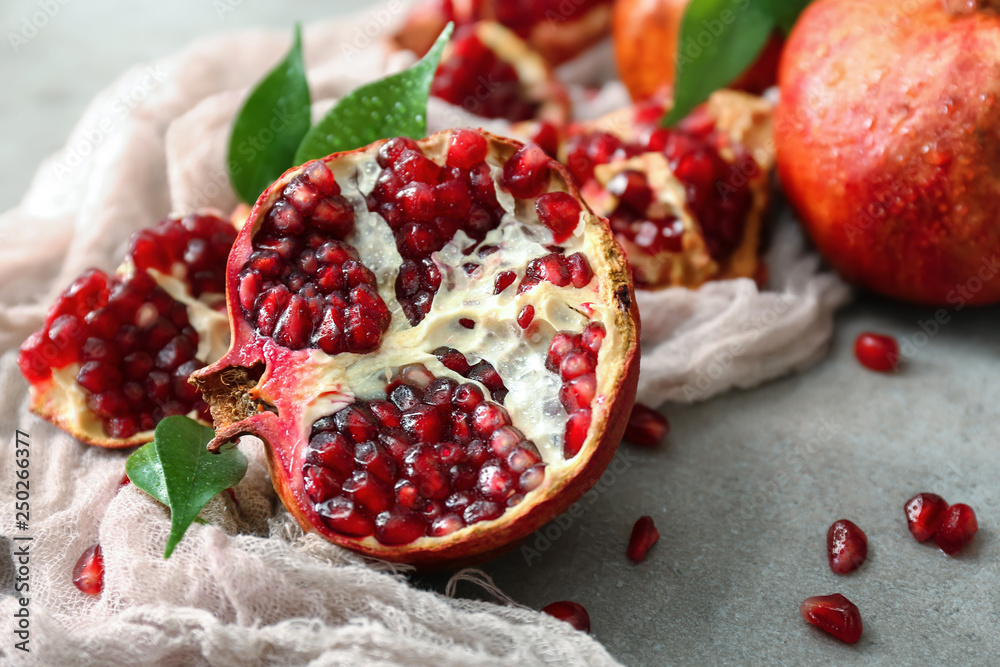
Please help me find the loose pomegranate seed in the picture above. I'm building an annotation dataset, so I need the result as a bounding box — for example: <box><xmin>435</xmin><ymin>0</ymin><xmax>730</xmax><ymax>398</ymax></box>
<box><xmin>503</xmin><ymin>144</ymin><xmax>552</xmax><ymax>199</ymax></box>
<box><xmin>800</xmin><ymin>594</ymin><xmax>863</xmax><ymax>644</ymax></box>
<box><xmin>626</xmin><ymin>516</ymin><xmax>660</xmax><ymax>563</ymax></box>
<box><xmin>542</xmin><ymin>601</ymin><xmax>591</xmax><ymax>633</ymax></box>
<box><xmin>854</xmin><ymin>332</ymin><xmax>900</xmax><ymax>372</ymax></box>
<box><xmin>624</xmin><ymin>404</ymin><xmax>669</xmax><ymax>446</ymax></box>
<box><xmin>535</xmin><ymin>192</ymin><xmax>582</xmax><ymax>243</ymax></box>
<box><xmin>934</xmin><ymin>503</ymin><xmax>978</xmax><ymax>555</ymax></box>
<box><xmin>72</xmin><ymin>544</ymin><xmax>104</xmax><ymax>595</ymax></box>
<box><xmin>827</xmin><ymin>519</ymin><xmax>868</xmax><ymax>574</ymax></box>
<box><xmin>903</xmin><ymin>492</ymin><xmax>949</xmax><ymax>542</ymax></box>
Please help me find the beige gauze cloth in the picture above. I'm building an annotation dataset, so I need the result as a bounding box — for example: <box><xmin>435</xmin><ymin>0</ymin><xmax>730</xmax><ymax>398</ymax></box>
<box><xmin>0</xmin><ymin>4</ymin><xmax>850</xmax><ymax>666</ymax></box>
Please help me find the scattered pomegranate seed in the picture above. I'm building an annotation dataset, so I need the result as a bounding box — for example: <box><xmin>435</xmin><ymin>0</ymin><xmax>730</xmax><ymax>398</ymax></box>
<box><xmin>854</xmin><ymin>332</ymin><xmax>899</xmax><ymax>372</ymax></box>
<box><xmin>542</xmin><ymin>600</ymin><xmax>591</xmax><ymax>633</ymax></box>
<box><xmin>903</xmin><ymin>492</ymin><xmax>948</xmax><ymax>542</ymax></box>
<box><xmin>826</xmin><ymin>519</ymin><xmax>868</xmax><ymax>574</ymax></box>
<box><xmin>623</xmin><ymin>403</ymin><xmax>669</xmax><ymax>446</ymax></box>
<box><xmin>626</xmin><ymin>515</ymin><xmax>660</xmax><ymax>563</ymax></box>
<box><xmin>72</xmin><ymin>544</ymin><xmax>104</xmax><ymax>595</ymax></box>
<box><xmin>800</xmin><ymin>594</ymin><xmax>862</xmax><ymax>644</ymax></box>
<box><xmin>934</xmin><ymin>503</ymin><xmax>978</xmax><ymax>555</ymax></box>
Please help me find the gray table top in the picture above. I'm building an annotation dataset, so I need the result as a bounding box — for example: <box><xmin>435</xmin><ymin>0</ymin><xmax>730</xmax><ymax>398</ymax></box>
<box><xmin>4</xmin><ymin>2</ymin><xmax>997</xmax><ymax>664</ymax></box>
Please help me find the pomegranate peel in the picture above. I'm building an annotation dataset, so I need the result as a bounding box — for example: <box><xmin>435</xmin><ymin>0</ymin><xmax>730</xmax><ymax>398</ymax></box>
<box><xmin>193</xmin><ymin>129</ymin><xmax>640</xmax><ymax>568</ymax></box>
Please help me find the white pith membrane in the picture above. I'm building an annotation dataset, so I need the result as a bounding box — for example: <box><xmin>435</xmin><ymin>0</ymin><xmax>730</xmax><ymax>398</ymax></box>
<box><xmin>213</xmin><ymin>130</ymin><xmax>634</xmax><ymax>553</ymax></box>
<box><xmin>30</xmin><ymin>265</ymin><xmax>229</xmax><ymax>445</ymax></box>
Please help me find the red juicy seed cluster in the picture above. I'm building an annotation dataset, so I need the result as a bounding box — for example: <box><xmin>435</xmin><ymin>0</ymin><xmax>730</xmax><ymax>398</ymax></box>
<box><xmin>240</xmin><ymin>160</ymin><xmax>391</xmax><ymax>355</ymax></box>
<box><xmin>518</xmin><ymin>251</ymin><xmax>594</xmax><ymax>294</ymax></box>
<box><xmin>431</xmin><ymin>26</ymin><xmax>539</xmax><ymax>122</ymax></box>
<box><xmin>18</xmin><ymin>268</ymin><xmax>209</xmax><ymax>439</ymax></box>
<box><xmin>72</xmin><ymin>544</ymin><xmax>104</xmax><ymax>595</ymax></box>
<box><xmin>367</xmin><ymin>132</ymin><xmax>506</xmax><ymax>325</ymax></box>
<box><xmin>547</xmin><ymin>322</ymin><xmax>605</xmax><ymax>457</ymax></box>
<box><xmin>567</xmin><ymin>109</ymin><xmax>756</xmax><ymax>263</ymax></box>
<box><xmin>903</xmin><ymin>493</ymin><xmax>978</xmax><ymax>555</ymax></box>
<box><xmin>129</xmin><ymin>214</ymin><xmax>237</xmax><ymax>297</ymax></box>
<box><xmin>303</xmin><ymin>366</ymin><xmax>545</xmax><ymax>546</ymax></box>
<box><xmin>433</xmin><ymin>347</ymin><xmax>508</xmax><ymax>403</ymax></box>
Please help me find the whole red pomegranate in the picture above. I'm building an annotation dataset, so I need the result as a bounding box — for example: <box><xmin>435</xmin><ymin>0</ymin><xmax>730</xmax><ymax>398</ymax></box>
<box><xmin>193</xmin><ymin>129</ymin><xmax>640</xmax><ymax>568</ymax></box>
<box><xmin>613</xmin><ymin>0</ymin><xmax>783</xmax><ymax>102</ymax></box>
<box><xmin>776</xmin><ymin>0</ymin><xmax>1000</xmax><ymax>306</ymax></box>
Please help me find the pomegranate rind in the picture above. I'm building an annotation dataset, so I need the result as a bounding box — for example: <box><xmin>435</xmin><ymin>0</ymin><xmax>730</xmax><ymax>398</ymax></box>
<box><xmin>193</xmin><ymin>130</ymin><xmax>640</xmax><ymax>569</ymax></box>
<box><xmin>569</xmin><ymin>90</ymin><xmax>774</xmax><ymax>289</ymax></box>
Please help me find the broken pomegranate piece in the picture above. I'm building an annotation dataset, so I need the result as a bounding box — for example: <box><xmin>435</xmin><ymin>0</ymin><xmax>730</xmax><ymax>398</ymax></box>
<box><xmin>565</xmin><ymin>91</ymin><xmax>774</xmax><ymax>289</ymax></box>
<box><xmin>431</xmin><ymin>23</ymin><xmax>570</xmax><ymax>125</ymax></box>
<box><xmin>17</xmin><ymin>214</ymin><xmax>236</xmax><ymax>447</ymax></box>
<box><xmin>193</xmin><ymin>129</ymin><xmax>640</xmax><ymax>568</ymax></box>
<box><xmin>800</xmin><ymin>594</ymin><xmax>863</xmax><ymax>644</ymax></box>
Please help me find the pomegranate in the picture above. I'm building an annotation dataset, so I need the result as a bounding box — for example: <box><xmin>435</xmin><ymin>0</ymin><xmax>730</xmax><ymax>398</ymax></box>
<box><xmin>904</xmin><ymin>492</ymin><xmax>949</xmax><ymax>542</ymax></box>
<box><xmin>72</xmin><ymin>544</ymin><xmax>104</xmax><ymax>595</ymax></box>
<box><xmin>395</xmin><ymin>0</ymin><xmax>614</xmax><ymax>66</ymax></box>
<box><xmin>192</xmin><ymin>129</ymin><xmax>640</xmax><ymax>568</ymax></box>
<box><xmin>431</xmin><ymin>22</ymin><xmax>570</xmax><ymax>126</ymax></box>
<box><xmin>626</xmin><ymin>515</ymin><xmax>660</xmax><ymax>563</ymax></box>
<box><xmin>776</xmin><ymin>0</ymin><xmax>1000</xmax><ymax>306</ymax></box>
<box><xmin>800</xmin><ymin>594</ymin><xmax>863</xmax><ymax>644</ymax></box>
<box><xmin>613</xmin><ymin>0</ymin><xmax>783</xmax><ymax>102</ymax></box>
<box><xmin>17</xmin><ymin>214</ymin><xmax>236</xmax><ymax>447</ymax></box>
<box><xmin>826</xmin><ymin>519</ymin><xmax>868</xmax><ymax>575</ymax></box>
<box><xmin>564</xmin><ymin>91</ymin><xmax>774</xmax><ymax>288</ymax></box>
<box><xmin>542</xmin><ymin>600</ymin><xmax>591</xmax><ymax>633</ymax></box>
<box><xmin>934</xmin><ymin>503</ymin><xmax>978</xmax><ymax>555</ymax></box>
<box><xmin>623</xmin><ymin>403</ymin><xmax>669</xmax><ymax>446</ymax></box>
<box><xmin>854</xmin><ymin>333</ymin><xmax>900</xmax><ymax>373</ymax></box>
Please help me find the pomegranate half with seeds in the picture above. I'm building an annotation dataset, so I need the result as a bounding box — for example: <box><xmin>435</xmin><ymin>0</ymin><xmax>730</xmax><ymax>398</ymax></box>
<box><xmin>564</xmin><ymin>90</ymin><xmax>774</xmax><ymax>289</ymax></box>
<box><xmin>431</xmin><ymin>22</ymin><xmax>570</xmax><ymax>126</ymax></box>
<box><xmin>193</xmin><ymin>129</ymin><xmax>640</xmax><ymax>567</ymax></box>
<box><xmin>17</xmin><ymin>214</ymin><xmax>236</xmax><ymax>447</ymax></box>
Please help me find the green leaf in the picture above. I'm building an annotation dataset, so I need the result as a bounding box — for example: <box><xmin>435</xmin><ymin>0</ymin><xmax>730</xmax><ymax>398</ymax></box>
<box><xmin>126</xmin><ymin>416</ymin><xmax>248</xmax><ymax>558</ymax></box>
<box><xmin>663</xmin><ymin>0</ymin><xmax>775</xmax><ymax>127</ymax></box>
<box><xmin>762</xmin><ymin>0</ymin><xmax>813</xmax><ymax>34</ymax></box>
<box><xmin>228</xmin><ymin>24</ymin><xmax>312</xmax><ymax>204</ymax></box>
<box><xmin>294</xmin><ymin>22</ymin><xmax>454</xmax><ymax>164</ymax></box>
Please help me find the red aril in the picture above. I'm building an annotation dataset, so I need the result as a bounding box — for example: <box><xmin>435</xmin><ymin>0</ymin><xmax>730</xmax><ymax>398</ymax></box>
<box><xmin>934</xmin><ymin>503</ymin><xmax>978</xmax><ymax>555</ymax></box>
<box><xmin>72</xmin><ymin>544</ymin><xmax>104</xmax><ymax>595</ymax></box>
<box><xmin>904</xmin><ymin>492</ymin><xmax>948</xmax><ymax>542</ymax></box>
<box><xmin>854</xmin><ymin>333</ymin><xmax>899</xmax><ymax>372</ymax></box>
<box><xmin>626</xmin><ymin>515</ymin><xmax>660</xmax><ymax>563</ymax></box>
<box><xmin>826</xmin><ymin>519</ymin><xmax>868</xmax><ymax>574</ymax></box>
<box><xmin>192</xmin><ymin>129</ymin><xmax>640</xmax><ymax>569</ymax></box>
<box><xmin>800</xmin><ymin>594</ymin><xmax>863</xmax><ymax>644</ymax></box>
<box><xmin>542</xmin><ymin>600</ymin><xmax>591</xmax><ymax>633</ymax></box>
<box><xmin>624</xmin><ymin>403</ymin><xmax>669</xmax><ymax>446</ymax></box>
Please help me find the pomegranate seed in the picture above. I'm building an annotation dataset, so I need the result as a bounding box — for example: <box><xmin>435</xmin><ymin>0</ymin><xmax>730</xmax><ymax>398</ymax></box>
<box><xmin>303</xmin><ymin>160</ymin><xmax>339</xmax><ymax>196</ymax></box>
<box><xmin>800</xmin><ymin>594</ymin><xmax>863</xmax><ymax>644</ymax></box>
<box><xmin>463</xmin><ymin>499</ymin><xmax>503</xmax><ymax>523</ymax></box>
<box><xmin>560</xmin><ymin>374</ymin><xmax>597</xmax><ymax>412</ymax></box>
<box><xmin>827</xmin><ymin>519</ymin><xmax>868</xmax><ymax>574</ymax></box>
<box><xmin>374</xmin><ymin>508</ymin><xmax>426</xmax><ymax>545</ymax></box>
<box><xmin>854</xmin><ymin>332</ymin><xmax>899</xmax><ymax>372</ymax></box>
<box><xmin>517</xmin><ymin>305</ymin><xmax>534</xmax><ymax>329</ymax></box>
<box><xmin>581</xmin><ymin>323</ymin><xmax>605</xmax><ymax>356</ymax></box>
<box><xmin>72</xmin><ymin>544</ymin><xmax>104</xmax><ymax>595</ymax></box>
<box><xmin>607</xmin><ymin>170</ymin><xmax>653</xmax><ymax>212</ymax></box>
<box><xmin>446</xmin><ymin>129</ymin><xmax>488</xmax><ymax>169</ymax></box>
<box><xmin>547</xmin><ymin>332</ymin><xmax>580</xmax><ymax>372</ymax></box>
<box><xmin>563</xmin><ymin>409</ymin><xmax>591</xmax><ymax>458</ymax></box>
<box><xmin>343</xmin><ymin>470</ymin><xmax>392</xmax><ymax>515</ymax></box>
<box><xmin>494</xmin><ymin>270</ymin><xmax>517</xmax><ymax>295</ymax></box>
<box><xmin>542</xmin><ymin>601</ymin><xmax>590</xmax><ymax>633</ymax></box>
<box><xmin>934</xmin><ymin>503</ymin><xmax>978</xmax><ymax>555</ymax></box>
<box><xmin>626</xmin><ymin>516</ymin><xmax>660</xmax><ymax>563</ymax></box>
<box><xmin>624</xmin><ymin>404</ymin><xmax>669</xmax><ymax>446</ymax></box>
<box><xmin>430</xmin><ymin>514</ymin><xmax>464</xmax><ymax>537</ymax></box>
<box><xmin>535</xmin><ymin>192</ymin><xmax>582</xmax><ymax>243</ymax></box>
<box><xmin>903</xmin><ymin>492</ymin><xmax>949</xmax><ymax>542</ymax></box>
<box><xmin>377</xmin><ymin>137</ymin><xmax>420</xmax><ymax>167</ymax></box>
<box><xmin>503</xmin><ymin>143</ymin><xmax>551</xmax><ymax>199</ymax></box>
<box><xmin>559</xmin><ymin>349</ymin><xmax>596</xmax><ymax>380</ymax></box>
<box><xmin>519</xmin><ymin>464</ymin><xmax>545</xmax><ymax>493</ymax></box>
<box><xmin>318</xmin><ymin>497</ymin><xmax>374</xmax><ymax>537</ymax></box>
<box><xmin>76</xmin><ymin>361</ymin><xmax>123</xmax><ymax>394</ymax></box>
<box><xmin>304</xmin><ymin>465</ymin><xmax>341</xmax><ymax>503</ymax></box>
<box><xmin>459</xmin><ymin>318</ymin><xmax>475</xmax><ymax>329</ymax></box>
<box><xmin>566</xmin><ymin>253</ymin><xmax>594</xmax><ymax>288</ymax></box>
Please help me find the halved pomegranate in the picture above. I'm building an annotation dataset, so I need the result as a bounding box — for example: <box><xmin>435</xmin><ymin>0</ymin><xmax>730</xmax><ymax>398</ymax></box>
<box><xmin>563</xmin><ymin>91</ymin><xmax>774</xmax><ymax>289</ymax></box>
<box><xmin>193</xmin><ymin>129</ymin><xmax>640</xmax><ymax>568</ymax></box>
<box><xmin>17</xmin><ymin>214</ymin><xmax>236</xmax><ymax>447</ymax></box>
<box><xmin>395</xmin><ymin>0</ymin><xmax>614</xmax><ymax>66</ymax></box>
<box><xmin>431</xmin><ymin>22</ymin><xmax>570</xmax><ymax>126</ymax></box>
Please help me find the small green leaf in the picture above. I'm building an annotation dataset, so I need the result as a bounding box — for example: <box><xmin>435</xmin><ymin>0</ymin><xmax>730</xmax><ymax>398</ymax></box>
<box><xmin>294</xmin><ymin>22</ymin><xmax>454</xmax><ymax>164</ymax></box>
<box><xmin>762</xmin><ymin>0</ymin><xmax>813</xmax><ymax>34</ymax></box>
<box><xmin>126</xmin><ymin>416</ymin><xmax>247</xmax><ymax>558</ymax></box>
<box><xmin>663</xmin><ymin>0</ymin><xmax>775</xmax><ymax>127</ymax></box>
<box><xmin>228</xmin><ymin>24</ymin><xmax>312</xmax><ymax>203</ymax></box>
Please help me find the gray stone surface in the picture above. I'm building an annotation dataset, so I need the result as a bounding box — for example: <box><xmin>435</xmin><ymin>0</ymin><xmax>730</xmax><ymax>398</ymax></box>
<box><xmin>3</xmin><ymin>3</ymin><xmax>997</xmax><ymax>664</ymax></box>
